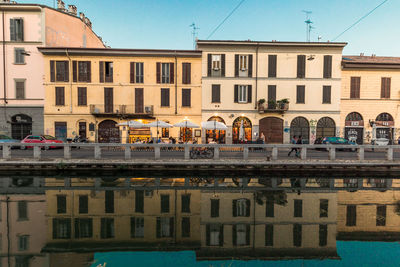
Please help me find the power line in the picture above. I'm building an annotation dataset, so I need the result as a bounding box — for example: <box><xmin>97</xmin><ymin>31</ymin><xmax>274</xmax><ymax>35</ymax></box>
<box><xmin>206</xmin><ymin>0</ymin><xmax>246</xmax><ymax>40</ymax></box>
<box><xmin>332</xmin><ymin>0</ymin><xmax>389</xmax><ymax>41</ymax></box>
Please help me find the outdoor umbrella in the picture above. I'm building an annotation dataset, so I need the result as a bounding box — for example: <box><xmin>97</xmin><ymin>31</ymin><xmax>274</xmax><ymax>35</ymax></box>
<box><xmin>239</xmin><ymin>119</ymin><xmax>244</xmax><ymax>141</ymax></box>
<box><xmin>146</xmin><ymin>120</ymin><xmax>173</xmax><ymax>140</ymax></box>
<box><xmin>174</xmin><ymin>120</ymin><xmax>199</xmax><ymax>142</ymax></box>
<box><xmin>201</xmin><ymin>121</ymin><xmax>228</xmax><ymax>130</ymax></box>
<box><xmin>116</xmin><ymin>120</ymin><xmax>145</xmax><ymax>128</ymax></box>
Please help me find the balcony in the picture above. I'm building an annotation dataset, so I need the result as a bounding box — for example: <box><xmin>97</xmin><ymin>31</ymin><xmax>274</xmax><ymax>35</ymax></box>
<box><xmin>258</xmin><ymin>100</ymin><xmax>289</xmax><ymax>114</ymax></box>
<box><xmin>90</xmin><ymin>104</ymin><xmax>154</xmax><ymax>118</ymax></box>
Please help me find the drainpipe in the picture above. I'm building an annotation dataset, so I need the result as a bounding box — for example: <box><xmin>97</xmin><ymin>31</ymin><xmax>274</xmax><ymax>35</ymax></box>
<box><xmin>254</xmin><ymin>43</ymin><xmax>259</xmax><ymax>110</ymax></box>
<box><xmin>174</xmin><ymin>52</ymin><xmax>177</xmax><ymax>115</ymax></box>
<box><xmin>2</xmin><ymin>11</ymin><xmax>8</xmax><ymax>128</ymax></box>
<box><xmin>65</xmin><ymin>48</ymin><xmax>73</xmax><ymax>114</ymax></box>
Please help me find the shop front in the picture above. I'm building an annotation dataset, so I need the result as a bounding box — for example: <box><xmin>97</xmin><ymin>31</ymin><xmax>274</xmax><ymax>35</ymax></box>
<box><xmin>344</xmin><ymin>112</ymin><xmax>364</xmax><ymax>144</ymax></box>
<box><xmin>205</xmin><ymin>116</ymin><xmax>226</xmax><ymax>143</ymax></box>
<box><xmin>375</xmin><ymin>113</ymin><xmax>394</xmax><ymax>143</ymax></box>
<box><xmin>232</xmin><ymin>117</ymin><xmax>252</xmax><ymax>143</ymax></box>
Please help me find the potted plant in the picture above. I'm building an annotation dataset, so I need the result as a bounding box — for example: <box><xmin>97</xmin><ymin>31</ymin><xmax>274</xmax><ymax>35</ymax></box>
<box><xmin>277</xmin><ymin>98</ymin><xmax>289</xmax><ymax>110</ymax></box>
<box><xmin>267</xmin><ymin>99</ymin><xmax>276</xmax><ymax>110</ymax></box>
<box><xmin>257</xmin><ymin>99</ymin><xmax>266</xmax><ymax>112</ymax></box>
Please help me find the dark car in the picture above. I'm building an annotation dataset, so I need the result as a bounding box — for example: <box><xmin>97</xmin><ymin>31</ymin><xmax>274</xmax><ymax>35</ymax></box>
<box><xmin>0</xmin><ymin>134</ymin><xmax>19</xmax><ymax>149</ymax></box>
<box><xmin>321</xmin><ymin>137</ymin><xmax>356</xmax><ymax>151</ymax></box>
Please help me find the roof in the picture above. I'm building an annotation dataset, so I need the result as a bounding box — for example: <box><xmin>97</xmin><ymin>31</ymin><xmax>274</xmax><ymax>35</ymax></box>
<box><xmin>38</xmin><ymin>47</ymin><xmax>202</xmax><ymax>57</ymax></box>
<box><xmin>197</xmin><ymin>39</ymin><xmax>347</xmax><ymax>48</ymax></box>
<box><xmin>342</xmin><ymin>55</ymin><xmax>400</xmax><ymax>69</ymax></box>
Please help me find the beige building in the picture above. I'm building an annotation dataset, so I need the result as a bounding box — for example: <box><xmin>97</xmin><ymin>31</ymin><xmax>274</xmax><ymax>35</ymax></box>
<box><xmin>197</xmin><ymin>40</ymin><xmax>346</xmax><ymax>144</ymax></box>
<box><xmin>341</xmin><ymin>55</ymin><xmax>400</xmax><ymax>144</ymax></box>
<box><xmin>38</xmin><ymin>48</ymin><xmax>202</xmax><ymax>143</ymax></box>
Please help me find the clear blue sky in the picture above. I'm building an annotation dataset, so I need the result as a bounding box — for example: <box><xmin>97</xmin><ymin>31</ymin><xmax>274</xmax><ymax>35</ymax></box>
<box><xmin>17</xmin><ymin>0</ymin><xmax>400</xmax><ymax>56</ymax></box>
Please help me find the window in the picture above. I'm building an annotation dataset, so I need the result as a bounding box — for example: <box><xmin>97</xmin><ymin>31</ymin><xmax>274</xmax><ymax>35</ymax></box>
<box><xmin>376</xmin><ymin>205</ymin><xmax>386</xmax><ymax>226</ymax></box>
<box><xmin>181</xmin><ymin>217</ymin><xmax>190</xmax><ymax>237</ymax></box>
<box><xmin>293</xmin><ymin>224</ymin><xmax>302</xmax><ymax>247</ymax></box>
<box><xmin>105</xmin><ymin>191</ymin><xmax>114</xmax><ymax>213</ymax></box>
<box><xmin>15</xmin><ymin>256</ymin><xmax>29</xmax><ymax>267</ymax></box>
<box><xmin>55</xmin><ymin>87</ymin><xmax>65</xmax><ymax>106</ymax></box>
<box><xmin>211</xmin><ymin>84</ymin><xmax>220</xmax><ymax>103</ymax></box>
<box><xmin>323</xmin><ymin>85</ymin><xmax>331</xmax><ymax>104</ymax></box>
<box><xmin>10</xmin><ymin>18</ymin><xmax>23</xmax><ymax>41</ymax></box>
<box><xmin>297</xmin><ymin>55</ymin><xmax>306</xmax><ymax>78</ymax></box>
<box><xmin>72</xmin><ymin>61</ymin><xmax>91</xmax><ymax>82</ymax></box>
<box><xmin>239</xmin><ymin>55</ymin><xmax>248</xmax><ymax>70</ymax></box>
<box><xmin>346</xmin><ymin>205</ymin><xmax>357</xmax><ymax>226</ymax></box>
<box><xmin>161</xmin><ymin>88</ymin><xmax>170</xmax><ymax>107</ymax></box>
<box><xmin>206</xmin><ymin>224</ymin><xmax>223</xmax><ymax>246</ymax></box>
<box><xmin>135</xmin><ymin>190</ymin><xmax>144</xmax><ymax>213</ymax></box>
<box><xmin>235</xmin><ymin>55</ymin><xmax>252</xmax><ymax>77</ymax></box>
<box><xmin>211</xmin><ymin>199</ymin><xmax>219</xmax><ymax>218</ymax></box>
<box><xmin>156</xmin><ymin>217</ymin><xmax>174</xmax><ymax>238</ymax></box>
<box><xmin>320</xmin><ymin>199</ymin><xmax>328</xmax><ymax>218</ymax></box>
<box><xmin>182</xmin><ymin>89</ymin><xmax>191</xmax><ymax>107</ymax></box>
<box><xmin>136</xmin><ymin>62</ymin><xmax>144</xmax><ymax>83</ymax></box>
<box><xmin>14</xmin><ymin>48</ymin><xmax>25</xmax><ymax>64</ymax></box>
<box><xmin>265</xmin><ymin>224</ymin><xmax>273</xmax><ymax>246</ymax></box>
<box><xmin>381</xmin><ymin>77</ymin><xmax>391</xmax><ymax>99</ymax></box>
<box><xmin>294</xmin><ymin>199</ymin><xmax>302</xmax><ymax>217</ymax></box>
<box><xmin>233</xmin><ymin>224</ymin><xmax>250</xmax><ymax>246</ymax></box>
<box><xmin>74</xmin><ymin>218</ymin><xmax>93</xmax><ymax>238</ymax></box>
<box><xmin>319</xmin><ymin>224</ymin><xmax>328</xmax><ymax>247</ymax></box>
<box><xmin>296</xmin><ymin>85</ymin><xmax>305</xmax><ymax>104</ymax></box>
<box><xmin>50</xmin><ymin>61</ymin><xmax>69</xmax><ymax>82</ymax></box>
<box><xmin>18</xmin><ymin>201</ymin><xmax>27</xmax><ymax>220</ymax></box>
<box><xmin>101</xmin><ymin>218</ymin><xmax>115</xmax><ymax>238</ymax></box>
<box><xmin>268</xmin><ymin>85</ymin><xmax>276</xmax><ymax>108</ymax></box>
<box><xmin>161</xmin><ymin>195</ymin><xmax>170</xmax><ymax>213</ymax></box>
<box><xmin>350</xmin><ymin>77</ymin><xmax>361</xmax><ymax>99</ymax></box>
<box><xmin>77</xmin><ymin>87</ymin><xmax>87</xmax><ymax>106</ymax></box>
<box><xmin>182</xmin><ymin>63</ymin><xmax>191</xmax><ymax>84</ymax></box>
<box><xmin>131</xmin><ymin>217</ymin><xmax>144</xmax><ymax>238</ymax></box>
<box><xmin>268</xmin><ymin>55</ymin><xmax>277</xmax><ymax>77</ymax></box>
<box><xmin>53</xmin><ymin>218</ymin><xmax>71</xmax><ymax>239</ymax></box>
<box><xmin>15</xmin><ymin>80</ymin><xmax>25</xmax><ymax>99</ymax></box>
<box><xmin>207</xmin><ymin>54</ymin><xmax>225</xmax><ymax>77</ymax></box>
<box><xmin>233</xmin><ymin>199</ymin><xmax>250</xmax><ymax>217</ymax></box>
<box><xmin>79</xmin><ymin>195</ymin><xmax>88</xmax><ymax>214</ymax></box>
<box><xmin>266</xmin><ymin>196</ymin><xmax>274</xmax><ymax>217</ymax></box>
<box><xmin>235</xmin><ymin>85</ymin><xmax>250</xmax><ymax>103</ymax></box>
<box><xmin>181</xmin><ymin>194</ymin><xmax>190</xmax><ymax>213</ymax></box>
<box><xmin>99</xmin><ymin>61</ymin><xmax>113</xmax><ymax>83</ymax></box>
<box><xmin>212</xmin><ymin>55</ymin><xmax>221</xmax><ymax>70</ymax></box>
<box><xmin>57</xmin><ymin>195</ymin><xmax>66</xmax><ymax>214</ymax></box>
<box><xmin>162</xmin><ymin>128</ymin><xmax>169</xmax><ymax>138</ymax></box>
<box><xmin>156</xmin><ymin>62</ymin><xmax>174</xmax><ymax>84</ymax></box>
<box><xmin>323</xmin><ymin>55</ymin><xmax>332</xmax><ymax>78</ymax></box>
<box><xmin>18</xmin><ymin>235</ymin><xmax>29</xmax><ymax>251</ymax></box>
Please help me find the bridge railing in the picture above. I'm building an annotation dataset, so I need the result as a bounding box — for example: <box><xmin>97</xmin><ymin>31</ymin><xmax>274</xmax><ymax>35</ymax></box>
<box><xmin>0</xmin><ymin>143</ymin><xmax>398</xmax><ymax>161</ymax></box>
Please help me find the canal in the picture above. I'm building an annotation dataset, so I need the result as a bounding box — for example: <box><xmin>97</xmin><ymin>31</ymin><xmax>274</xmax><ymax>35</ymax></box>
<box><xmin>0</xmin><ymin>177</ymin><xmax>399</xmax><ymax>266</ymax></box>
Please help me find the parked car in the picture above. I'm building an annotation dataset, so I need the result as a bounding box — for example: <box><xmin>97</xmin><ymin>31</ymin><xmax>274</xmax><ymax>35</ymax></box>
<box><xmin>20</xmin><ymin>135</ymin><xmax>63</xmax><ymax>149</ymax></box>
<box><xmin>321</xmin><ymin>137</ymin><xmax>357</xmax><ymax>151</ymax></box>
<box><xmin>0</xmin><ymin>135</ymin><xmax>19</xmax><ymax>149</ymax></box>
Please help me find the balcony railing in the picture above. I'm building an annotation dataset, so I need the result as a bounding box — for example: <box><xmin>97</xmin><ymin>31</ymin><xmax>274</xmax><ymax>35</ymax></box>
<box><xmin>90</xmin><ymin>105</ymin><xmax>154</xmax><ymax>117</ymax></box>
<box><xmin>258</xmin><ymin>103</ymin><xmax>289</xmax><ymax>113</ymax></box>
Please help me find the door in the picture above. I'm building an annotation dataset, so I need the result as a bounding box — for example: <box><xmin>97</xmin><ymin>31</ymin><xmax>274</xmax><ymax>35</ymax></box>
<box><xmin>135</xmin><ymin>88</ymin><xmax>144</xmax><ymax>113</ymax></box>
<box><xmin>11</xmin><ymin>114</ymin><xmax>32</xmax><ymax>140</ymax></box>
<box><xmin>259</xmin><ymin>117</ymin><xmax>283</xmax><ymax>143</ymax></box>
<box><xmin>79</xmin><ymin>122</ymin><xmax>87</xmax><ymax>139</ymax></box>
<box><xmin>104</xmin><ymin>88</ymin><xmax>113</xmax><ymax>113</ymax></box>
<box><xmin>344</xmin><ymin>127</ymin><xmax>363</xmax><ymax>144</ymax></box>
<box><xmin>98</xmin><ymin>120</ymin><xmax>120</xmax><ymax>143</ymax></box>
<box><xmin>55</xmin><ymin>122</ymin><xmax>67</xmax><ymax>141</ymax></box>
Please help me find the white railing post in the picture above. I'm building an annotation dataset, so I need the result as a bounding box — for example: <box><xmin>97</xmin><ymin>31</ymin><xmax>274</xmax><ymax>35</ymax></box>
<box><xmin>184</xmin><ymin>145</ymin><xmax>190</xmax><ymax>160</ymax></box>
<box><xmin>272</xmin><ymin>147</ymin><xmax>278</xmax><ymax>160</ymax></box>
<box><xmin>33</xmin><ymin>146</ymin><xmax>41</xmax><ymax>159</ymax></box>
<box><xmin>300</xmin><ymin>147</ymin><xmax>307</xmax><ymax>160</ymax></box>
<box><xmin>125</xmin><ymin>145</ymin><xmax>131</xmax><ymax>160</ymax></box>
<box><xmin>243</xmin><ymin>146</ymin><xmax>249</xmax><ymax>160</ymax></box>
<box><xmin>358</xmin><ymin>147</ymin><xmax>364</xmax><ymax>160</ymax></box>
<box><xmin>94</xmin><ymin>145</ymin><xmax>101</xmax><ymax>159</ymax></box>
<box><xmin>64</xmin><ymin>145</ymin><xmax>71</xmax><ymax>159</ymax></box>
<box><xmin>214</xmin><ymin>146</ymin><xmax>219</xmax><ymax>160</ymax></box>
<box><xmin>2</xmin><ymin>145</ymin><xmax>11</xmax><ymax>159</ymax></box>
<box><xmin>154</xmin><ymin>145</ymin><xmax>160</xmax><ymax>159</ymax></box>
<box><xmin>329</xmin><ymin>147</ymin><xmax>336</xmax><ymax>160</ymax></box>
<box><xmin>387</xmin><ymin>147</ymin><xmax>393</xmax><ymax>161</ymax></box>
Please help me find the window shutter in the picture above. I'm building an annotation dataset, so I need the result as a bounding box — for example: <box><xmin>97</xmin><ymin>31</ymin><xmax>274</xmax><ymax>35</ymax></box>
<box><xmin>381</xmin><ymin>78</ymin><xmax>385</xmax><ymax>98</ymax></box>
<box><xmin>387</xmin><ymin>78</ymin><xmax>391</xmax><ymax>98</ymax></box>
<box><xmin>246</xmin><ymin>224</ymin><xmax>250</xmax><ymax>245</ymax></box>
<box><xmin>10</xmin><ymin>19</ymin><xmax>16</xmax><ymax>41</ymax></box>
<box><xmin>87</xmin><ymin>61</ymin><xmax>91</xmax><ymax>82</ymax></box>
<box><xmin>187</xmin><ymin>63</ymin><xmax>191</xmax><ymax>84</ymax></box>
<box><xmin>207</xmin><ymin>54</ymin><xmax>212</xmax><ymax>77</ymax></box>
<box><xmin>135</xmin><ymin>190</ymin><xmax>144</xmax><ymax>213</ymax></box>
<box><xmin>156</xmin><ymin>62</ymin><xmax>161</xmax><ymax>83</ymax></box>
<box><xmin>232</xmin><ymin>225</ymin><xmax>237</xmax><ymax>246</ymax></box>
<box><xmin>247</xmin><ymin>85</ymin><xmax>252</xmax><ymax>103</ymax></box>
<box><xmin>64</xmin><ymin>61</ymin><xmax>69</xmax><ymax>82</ymax></box>
<box><xmin>211</xmin><ymin>199</ymin><xmax>219</xmax><ymax>217</ymax></box>
<box><xmin>182</xmin><ymin>89</ymin><xmax>191</xmax><ymax>107</ymax></box>
<box><xmin>350</xmin><ymin>77</ymin><xmax>360</xmax><ymax>99</ymax></box>
<box><xmin>109</xmin><ymin>63</ymin><xmax>113</xmax><ymax>83</ymax></box>
<box><xmin>232</xmin><ymin>200</ymin><xmax>237</xmax><ymax>217</ymax></box>
<box><xmin>19</xmin><ymin>19</ymin><xmax>24</xmax><ymax>41</ymax></box>
<box><xmin>323</xmin><ymin>55</ymin><xmax>332</xmax><ymax>78</ymax></box>
<box><xmin>130</xmin><ymin>62</ymin><xmax>135</xmax><ymax>83</ymax></box>
<box><xmin>248</xmin><ymin>55</ymin><xmax>253</xmax><ymax>77</ymax></box>
<box><xmin>323</xmin><ymin>85</ymin><xmax>331</xmax><ymax>104</ymax></box>
<box><xmin>206</xmin><ymin>224</ymin><xmax>210</xmax><ymax>245</ymax></box>
<box><xmin>268</xmin><ymin>85</ymin><xmax>276</xmax><ymax>102</ymax></box>
<box><xmin>297</xmin><ymin>55</ymin><xmax>306</xmax><ymax>78</ymax></box>
<box><xmin>245</xmin><ymin>199</ymin><xmax>251</xmax><ymax>217</ymax></box>
<box><xmin>234</xmin><ymin>85</ymin><xmax>238</xmax><ymax>103</ymax></box>
<box><xmin>219</xmin><ymin>224</ymin><xmax>224</xmax><ymax>246</ymax></box>
<box><xmin>268</xmin><ymin>55</ymin><xmax>277</xmax><ymax>77</ymax></box>
<box><xmin>382</xmin><ymin>77</ymin><xmax>391</xmax><ymax>98</ymax></box>
<box><xmin>221</xmin><ymin>54</ymin><xmax>225</xmax><ymax>77</ymax></box>
<box><xmin>99</xmin><ymin>61</ymin><xmax>104</xmax><ymax>83</ymax></box>
<box><xmin>234</xmin><ymin>55</ymin><xmax>239</xmax><ymax>77</ymax></box>
<box><xmin>182</xmin><ymin>63</ymin><xmax>191</xmax><ymax>84</ymax></box>
<box><xmin>169</xmin><ymin>217</ymin><xmax>174</xmax><ymax>237</ymax></box>
<box><xmin>72</xmin><ymin>61</ymin><xmax>77</xmax><ymax>82</ymax></box>
<box><xmin>130</xmin><ymin>217</ymin><xmax>136</xmax><ymax>238</ymax></box>
<box><xmin>52</xmin><ymin>219</ymin><xmax>58</xmax><ymax>239</ymax></box>
<box><xmin>297</xmin><ymin>85</ymin><xmax>305</xmax><ymax>103</ymax></box>
<box><xmin>170</xmin><ymin>63</ymin><xmax>174</xmax><ymax>84</ymax></box>
<box><xmin>156</xmin><ymin>217</ymin><xmax>161</xmax><ymax>238</ymax></box>
<box><xmin>50</xmin><ymin>61</ymin><xmax>55</xmax><ymax>82</ymax></box>
<box><xmin>211</xmin><ymin>84</ymin><xmax>220</xmax><ymax>103</ymax></box>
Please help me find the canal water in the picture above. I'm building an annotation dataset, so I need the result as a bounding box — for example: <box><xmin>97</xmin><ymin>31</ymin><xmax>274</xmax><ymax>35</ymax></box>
<box><xmin>0</xmin><ymin>177</ymin><xmax>399</xmax><ymax>267</ymax></box>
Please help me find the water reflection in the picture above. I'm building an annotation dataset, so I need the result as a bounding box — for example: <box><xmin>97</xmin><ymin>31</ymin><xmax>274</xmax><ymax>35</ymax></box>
<box><xmin>0</xmin><ymin>178</ymin><xmax>399</xmax><ymax>266</ymax></box>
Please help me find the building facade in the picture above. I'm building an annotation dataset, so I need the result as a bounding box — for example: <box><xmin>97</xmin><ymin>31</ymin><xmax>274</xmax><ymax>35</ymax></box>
<box><xmin>39</xmin><ymin>48</ymin><xmax>202</xmax><ymax>143</ymax></box>
<box><xmin>197</xmin><ymin>40</ymin><xmax>346</xmax><ymax>144</ymax></box>
<box><xmin>341</xmin><ymin>55</ymin><xmax>400</xmax><ymax>144</ymax></box>
<box><xmin>0</xmin><ymin>1</ymin><xmax>104</xmax><ymax>140</ymax></box>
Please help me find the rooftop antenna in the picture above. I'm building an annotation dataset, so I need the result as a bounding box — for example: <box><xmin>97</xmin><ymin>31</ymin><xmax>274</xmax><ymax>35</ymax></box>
<box><xmin>302</xmin><ymin>10</ymin><xmax>313</xmax><ymax>42</ymax></box>
<box><xmin>189</xmin><ymin>23</ymin><xmax>200</xmax><ymax>49</ymax></box>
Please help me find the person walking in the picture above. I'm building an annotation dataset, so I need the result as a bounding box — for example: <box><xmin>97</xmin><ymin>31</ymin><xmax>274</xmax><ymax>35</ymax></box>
<box><xmin>288</xmin><ymin>135</ymin><xmax>298</xmax><ymax>156</ymax></box>
<box><xmin>295</xmin><ymin>135</ymin><xmax>303</xmax><ymax>157</ymax></box>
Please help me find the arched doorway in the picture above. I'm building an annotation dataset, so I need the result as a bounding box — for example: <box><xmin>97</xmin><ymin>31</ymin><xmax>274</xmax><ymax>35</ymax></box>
<box><xmin>375</xmin><ymin>113</ymin><xmax>394</xmax><ymax>142</ymax></box>
<box><xmin>206</xmin><ymin>116</ymin><xmax>226</xmax><ymax>143</ymax></box>
<box><xmin>345</xmin><ymin>112</ymin><xmax>364</xmax><ymax>144</ymax></box>
<box><xmin>316</xmin><ymin>117</ymin><xmax>336</xmax><ymax>139</ymax></box>
<box><xmin>98</xmin><ymin>120</ymin><xmax>120</xmax><ymax>143</ymax></box>
<box><xmin>259</xmin><ymin>117</ymin><xmax>283</xmax><ymax>143</ymax></box>
<box><xmin>11</xmin><ymin>114</ymin><xmax>32</xmax><ymax>140</ymax></box>
<box><xmin>290</xmin><ymin>117</ymin><xmax>309</xmax><ymax>144</ymax></box>
<box><xmin>232</xmin><ymin>117</ymin><xmax>252</xmax><ymax>143</ymax></box>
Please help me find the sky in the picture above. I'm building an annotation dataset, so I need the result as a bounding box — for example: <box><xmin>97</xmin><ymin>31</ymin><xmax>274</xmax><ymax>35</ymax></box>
<box><xmin>15</xmin><ymin>0</ymin><xmax>400</xmax><ymax>56</ymax></box>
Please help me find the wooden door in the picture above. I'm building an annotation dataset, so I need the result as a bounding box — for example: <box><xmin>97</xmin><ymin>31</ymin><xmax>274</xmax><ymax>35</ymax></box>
<box><xmin>259</xmin><ymin>117</ymin><xmax>283</xmax><ymax>143</ymax></box>
<box><xmin>135</xmin><ymin>88</ymin><xmax>144</xmax><ymax>113</ymax></box>
<box><xmin>98</xmin><ymin>120</ymin><xmax>120</xmax><ymax>143</ymax></box>
<box><xmin>104</xmin><ymin>88</ymin><xmax>113</xmax><ymax>113</ymax></box>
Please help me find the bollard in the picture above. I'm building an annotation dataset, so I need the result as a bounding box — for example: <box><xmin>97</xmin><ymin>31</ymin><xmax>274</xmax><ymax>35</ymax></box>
<box><xmin>214</xmin><ymin>147</ymin><xmax>220</xmax><ymax>160</ymax></box>
<box><xmin>300</xmin><ymin>147</ymin><xmax>307</xmax><ymax>160</ymax></box>
<box><xmin>271</xmin><ymin>147</ymin><xmax>278</xmax><ymax>160</ymax></box>
<box><xmin>64</xmin><ymin>145</ymin><xmax>71</xmax><ymax>159</ymax></box>
<box><xmin>154</xmin><ymin>146</ymin><xmax>160</xmax><ymax>159</ymax></box>
<box><xmin>33</xmin><ymin>146</ymin><xmax>41</xmax><ymax>159</ymax></box>
<box><xmin>184</xmin><ymin>145</ymin><xmax>190</xmax><ymax>160</ymax></box>
<box><xmin>2</xmin><ymin>145</ymin><xmax>11</xmax><ymax>159</ymax></box>
<box><xmin>329</xmin><ymin>147</ymin><xmax>336</xmax><ymax>160</ymax></box>
<box><xmin>387</xmin><ymin>147</ymin><xmax>393</xmax><ymax>161</ymax></box>
<box><xmin>94</xmin><ymin>145</ymin><xmax>101</xmax><ymax>159</ymax></box>
<box><xmin>125</xmin><ymin>145</ymin><xmax>131</xmax><ymax>160</ymax></box>
<box><xmin>243</xmin><ymin>147</ymin><xmax>249</xmax><ymax>160</ymax></box>
<box><xmin>358</xmin><ymin>147</ymin><xmax>364</xmax><ymax>160</ymax></box>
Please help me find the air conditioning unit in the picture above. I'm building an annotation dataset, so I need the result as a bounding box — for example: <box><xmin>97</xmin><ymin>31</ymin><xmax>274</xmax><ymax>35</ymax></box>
<box><xmin>240</xmin><ymin>68</ymin><xmax>247</xmax><ymax>71</ymax></box>
<box><xmin>145</xmin><ymin>106</ymin><xmax>153</xmax><ymax>114</ymax></box>
<box><xmin>213</xmin><ymin>67</ymin><xmax>220</xmax><ymax>71</ymax></box>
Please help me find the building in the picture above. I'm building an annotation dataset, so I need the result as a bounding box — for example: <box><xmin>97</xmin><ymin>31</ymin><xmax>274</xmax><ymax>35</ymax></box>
<box><xmin>0</xmin><ymin>0</ymin><xmax>104</xmax><ymax>140</ymax></box>
<box><xmin>197</xmin><ymin>40</ymin><xmax>346</xmax><ymax>144</ymax></box>
<box><xmin>341</xmin><ymin>55</ymin><xmax>400</xmax><ymax>144</ymax></box>
<box><xmin>38</xmin><ymin>48</ymin><xmax>202</xmax><ymax>143</ymax></box>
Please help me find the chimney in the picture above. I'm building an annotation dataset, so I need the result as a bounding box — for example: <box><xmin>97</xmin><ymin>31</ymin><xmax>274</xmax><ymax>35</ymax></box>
<box><xmin>360</xmin><ymin>53</ymin><xmax>364</xmax><ymax>56</ymax></box>
<box><xmin>84</xmin><ymin>17</ymin><xmax>92</xmax><ymax>28</ymax></box>
<box><xmin>79</xmin><ymin>12</ymin><xmax>85</xmax><ymax>21</ymax></box>
<box><xmin>57</xmin><ymin>0</ymin><xmax>65</xmax><ymax>11</ymax></box>
<box><xmin>68</xmin><ymin>5</ymin><xmax>77</xmax><ymax>16</ymax></box>
<box><xmin>0</xmin><ymin>0</ymin><xmax>11</xmax><ymax>3</ymax></box>
<box><xmin>371</xmin><ymin>54</ymin><xmax>376</xmax><ymax>57</ymax></box>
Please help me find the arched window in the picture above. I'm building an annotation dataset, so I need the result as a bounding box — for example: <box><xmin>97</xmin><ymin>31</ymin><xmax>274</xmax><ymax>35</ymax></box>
<box><xmin>316</xmin><ymin>117</ymin><xmax>336</xmax><ymax>139</ymax></box>
<box><xmin>232</xmin><ymin>117</ymin><xmax>252</xmax><ymax>143</ymax></box>
<box><xmin>290</xmin><ymin>117</ymin><xmax>309</xmax><ymax>143</ymax></box>
<box><xmin>376</xmin><ymin>113</ymin><xmax>393</xmax><ymax>122</ymax></box>
<box><xmin>345</xmin><ymin>112</ymin><xmax>363</xmax><ymax>122</ymax></box>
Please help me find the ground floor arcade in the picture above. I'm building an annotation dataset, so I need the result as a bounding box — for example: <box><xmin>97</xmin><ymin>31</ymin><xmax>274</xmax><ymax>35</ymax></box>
<box><xmin>0</xmin><ymin>106</ymin><xmax>43</xmax><ymax>140</ymax></box>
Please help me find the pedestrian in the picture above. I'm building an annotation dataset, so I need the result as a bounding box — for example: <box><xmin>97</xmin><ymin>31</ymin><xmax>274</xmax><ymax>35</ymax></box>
<box><xmin>295</xmin><ymin>135</ymin><xmax>303</xmax><ymax>157</ymax></box>
<box><xmin>397</xmin><ymin>136</ymin><xmax>400</xmax><ymax>145</ymax></box>
<box><xmin>288</xmin><ymin>135</ymin><xmax>298</xmax><ymax>156</ymax></box>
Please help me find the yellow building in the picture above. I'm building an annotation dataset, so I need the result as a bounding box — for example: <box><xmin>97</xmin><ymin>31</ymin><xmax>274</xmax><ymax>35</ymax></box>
<box><xmin>38</xmin><ymin>48</ymin><xmax>202</xmax><ymax>143</ymax></box>
<box><xmin>341</xmin><ymin>55</ymin><xmax>400</xmax><ymax>144</ymax></box>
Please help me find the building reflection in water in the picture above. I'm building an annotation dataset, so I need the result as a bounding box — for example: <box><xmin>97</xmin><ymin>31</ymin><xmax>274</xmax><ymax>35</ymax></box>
<box><xmin>0</xmin><ymin>177</ymin><xmax>399</xmax><ymax>266</ymax></box>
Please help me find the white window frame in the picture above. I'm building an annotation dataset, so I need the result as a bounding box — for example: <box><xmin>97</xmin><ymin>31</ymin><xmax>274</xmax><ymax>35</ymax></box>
<box><xmin>18</xmin><ymin>235</ymin><xmax>29</xmax><ymax>251</ymax></box>
<box><xmin>160</xmin><ymin>217</ymin><xmax>171</xmax><ymax>237</ymax></box>
<box><xmin>161</xmin><ymin>63</ymin><xmax>170</xmax><ymax>83</ymax></box>
<box><xmin>238</xmin><ymin>85</ymin><xmax>248</xmax><ymax>103</ymax></box>
<box><xmin>236</xmin><ymin>224</ymin><xmax>247</xmax><ymax>246</ymax></box>
<box><xmin>15</xmin><ymin>79</ymin><xmax>25</xmax><ymax>100</ymax></box>
<box><xmin>239</xmin><ymin>55</ymin><xmax>247</xmax><ymax>71</ymax></box>
<box><xmin>236</xmin><ymin>199</ymin><xmax>247</xmax><ymax>216</ymax></box>
<box><xmin>210</xmin><ymin>224</ymin><xmax>220</xmax><ymax>246</ymax></box>
<box><xmin>134</xmin><ymin>217</ymin><xmax>144</xmax><ymax>238</ymax></box>
<box><xmin>212</xmin><ymin>55</ymin><xmax>221</xmax><ymax>70</ymax></box>
<box><xmin>135</xmin><ymin>62</ymin><xmax>144</xmax><ymax>83</ymax></box>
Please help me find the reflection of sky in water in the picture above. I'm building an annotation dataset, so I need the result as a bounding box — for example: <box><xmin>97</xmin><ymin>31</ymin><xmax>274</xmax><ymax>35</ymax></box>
<box><xmin>91</xmin><ymin>241</ymin><xmax>400</xmax><ymax>267</ymax></box>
